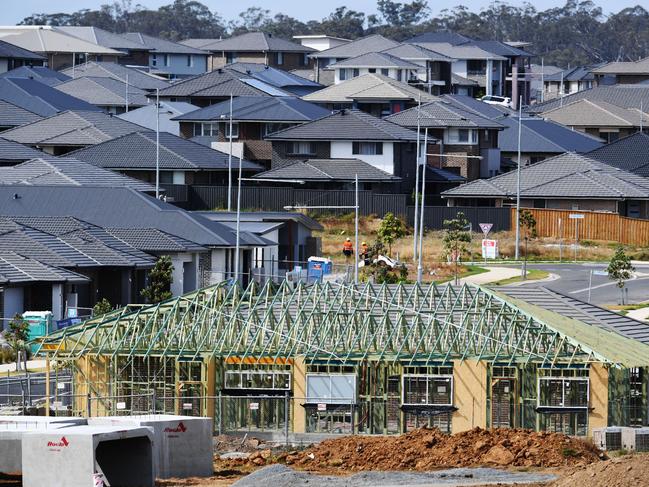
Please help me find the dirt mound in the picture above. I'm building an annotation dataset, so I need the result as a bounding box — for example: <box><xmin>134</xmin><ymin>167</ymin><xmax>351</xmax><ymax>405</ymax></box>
<box><xmin>552</xmin><ymin>453</ymin><xmax>649</xmax><ymax>487</ymax></box>
<box><xmin>280</xmin><ymin>427</ymin><xmax>603</xmax><ymax>473</ymax></box>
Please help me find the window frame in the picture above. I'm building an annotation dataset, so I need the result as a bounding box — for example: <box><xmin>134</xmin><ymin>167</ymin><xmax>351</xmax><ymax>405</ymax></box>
<box><xmin>402</xmin><ymin>374</ymin><xmax>454</xmax><ymax>407</ymax></box>
<box><xmin>193</xmin><ymin>122</ymin><xmax>218</xmax><ymax>137</ymax></box>
<box><xmin>306</xmin><ymin>373</ymin><xmax>357</xmax><ymax>405</ymax></box>
<box><xmin>287</xmin><ymin>141</ymin><xmax>316</xmax><ymax>156</ymax></box>
<box><xmin>537</xmin><ymin>377</ymin><xmax>590</xmax><ymax>410</ymax></box>
<box><xmin>352</xmin><ymin>141</ymin><xmax>383</xmax><ymax>155</ymax></box>
<box><xmin>445</xmin><ymin>128</ymin><xmax>478</xmax><ymax>145</ymax></box>
<box><xmin>225</xmin><ymin>122</ymin><xmax>239</xmax><ymax>139</ymax></box>
<box><xmin>224</xmin><ymin>370</ymin><xmax>292</xmax><ymax>390</ymax></box>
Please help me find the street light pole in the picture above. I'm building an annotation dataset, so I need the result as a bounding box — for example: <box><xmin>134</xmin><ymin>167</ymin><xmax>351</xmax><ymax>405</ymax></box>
<box><xmin>514</xmin><ymin>95</ymin><xmax>522</xmax><ymax>260</ymax></box>
<box><xmin>227</xmin><ymin>93</ymin><xmax>233</xmax><ymax>212</ymax></box>
<box><xmin>413</xmin><ymin>93</ymin><xmax>422</xmax><ymax>262</ymax></box>
<box><xmin>354</xmin><ymin>174</ymin><xmax>359</xmax><ymax>285</ymax></box>
<box><xmin>234</xmin><ymin>152</ymin><xmax>243</xmax><ymax>283</ymax></box>
<box><xmin>416</xmin><ymin>128</ymin><xmax>428</xmax><ymax>283</ymax></box>
<box><xmin>155</xmin><ymin>88</ymin><xmax>160</xmax><ymax>199</ymax></box>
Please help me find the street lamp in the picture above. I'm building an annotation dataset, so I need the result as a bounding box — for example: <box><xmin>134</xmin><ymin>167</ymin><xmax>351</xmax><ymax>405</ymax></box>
<box><xmin>284</xmin><ymin>174</ymin><xmax>360</xmax><ymax>284</ymax></box>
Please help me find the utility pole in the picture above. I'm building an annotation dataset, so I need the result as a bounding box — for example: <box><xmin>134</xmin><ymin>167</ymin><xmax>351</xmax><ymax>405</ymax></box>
<box><xmin>155</xmin><ymin>88</ymin><xmax>160</xmax><ymax>199</ymax></box>
<box><xmin>227</xmin><ymin>93</ymin><xmax>234</xmax><ymax>212</ymax></box>
<box><xmin>125</xmin><ymin>73</ymin><xmax>129</xmax><ymax>113</ymax></box>
<box><xmin>413</xmin><ymin>93</ymin><xmax>422</xmax><ymax>262</ymax></box>
<box><xmin>234</xmin><ymin>152</ymin><xmax>243</xmax><ymax>283</ymax></box>
<box><xmin>540</xmin><ymin>57</ymin><xmax>544</xmax><ymax>103</ymax></box>
<box><xmin>514</xmin><ymin>96</ymin><xmax>522</xmax><ymax>260</ymax></box>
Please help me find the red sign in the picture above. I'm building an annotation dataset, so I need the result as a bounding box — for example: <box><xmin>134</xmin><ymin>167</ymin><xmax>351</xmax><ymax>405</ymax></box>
<box><xmin>163</xmin><ymin>422</ymin><xmax>187</xmax><ymax>434</ymax></box>
<box><xmin>47</xmin><ymin>436</ymin><xmax>69</xmax><ymax>448</ymax></box>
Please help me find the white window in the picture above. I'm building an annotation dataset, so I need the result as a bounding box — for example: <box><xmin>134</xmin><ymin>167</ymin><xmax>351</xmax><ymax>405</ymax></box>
<box><xmin>224</xmin><ymin>370</ymin><xmax>291</xmax><ymax>390</ymax></box>
<box><xmin>339</xmin><ymin>69</ymin><xmax>347</xmax><ymax>81</ymax></box>
<box><xmin>445</xmin><ymin>128</ymin><xmax>478</xmax><ymax>145</ymax></box>
<box><xmin>306</xmin><ymin>373</ymin><xmax>356</xmax><ymax>404</ymax></box>
<box><xmin>537</xmin><ymin>377</ymin><xmax>589</xmax><ymax>409</ymax></box>
<box><xmin>164</xmin><ymin>54</ymin><xmax>170</xmax><ymax>66</ymax></box>
<box><xmin>225</xmin><ymin>122</ymin><xmax>239</xmax><ymax>139</ymax></box>
<box><xmin>193</xmin><ymin>122</ymin><xmax>218</xmax><ymax>137</ymax></box>
<box><xmin>276</xmin><ymin>52</ymin><xmax>284</xmax><ymax>65</ymax></box>
<box><xmin>402</xmin><ymin>374</ymin><xmax>453</xmax><ymax>406</ymax></box>
<box><xmin>352</xmin><ymin>141</ymin><xmax>383</xmax><ymax>155</ymax></box>
<box><xmin>288</xmin><ymin>141</ymin><xmax>315</xmax><ymax>155</ymax></box>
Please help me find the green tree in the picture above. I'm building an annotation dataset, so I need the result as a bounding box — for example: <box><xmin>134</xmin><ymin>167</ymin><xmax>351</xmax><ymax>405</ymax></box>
<box><xmin>92</xmin><ymin>298</ymin><xmax>113</xmax><ymax>317</ymax></box>
<box><xmin>519</xmin><ymin>209</ymin><xmax>537</xmax><ymax>279</ymax></box>
<box><xmin>442</xmin><ymin>212</ymin><xmax>472</xmax><ymax>285</ymax></box>
<box><xmin>377</xmin><ymin>212</ymin><xmax>406</xmax><ymax>256</ymax></box>
<box><xmin>141</xmin><ymin>256</ymin><xmax>174</xmax><ymax>304</ymax></box>
<box><xmin>2</xmin><ymin>314</ymin><xmax>29</xmax><ymax>369</ymax></box>
<box><xmin>607</xmin><ymin>246</ymin><xmax>635</xmax><ymax>304</ymax></box>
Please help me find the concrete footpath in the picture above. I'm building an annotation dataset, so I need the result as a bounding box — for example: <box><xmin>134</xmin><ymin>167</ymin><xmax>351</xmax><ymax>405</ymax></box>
<box><xmin>626</xmin><ymin>306</ymin><xmax>649</xmax><ymax>322</ymax></box>
<box><xmin>458</xmin><ymin>266</ymin><xmax>521</xmax><ymax>286</ymax></box>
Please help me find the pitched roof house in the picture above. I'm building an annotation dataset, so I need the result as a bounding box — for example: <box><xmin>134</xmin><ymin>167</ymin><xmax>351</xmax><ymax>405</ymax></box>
<box><xmin>0</xmin><ymin>65</ymin><xmax>70</xmax><ymax>86</ymax></box>
<box><xmin>60</xmin><ymin>61</ymin><xmax>169</xmax><ymax>91</ymax></box>
<box><xmin>0</xmin><ymin>39</ymin><xmax>44</xmax><ymax>73</ymax></box>
<box><xmin>53</xmin><ymin>76</ymin><xmax>150</xmax><ymax>114</ymax></box>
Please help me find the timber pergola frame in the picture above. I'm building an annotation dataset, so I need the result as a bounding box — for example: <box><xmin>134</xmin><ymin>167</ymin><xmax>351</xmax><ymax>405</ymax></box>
<box><xmin>37</xmin><ymin>280</ymin><xmax>646</xmax><ymax>369</ymax></box>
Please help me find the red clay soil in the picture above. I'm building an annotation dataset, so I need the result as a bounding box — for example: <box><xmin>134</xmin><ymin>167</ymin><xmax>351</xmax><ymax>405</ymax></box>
<box><xmin>280</xmin><ymin>427</ymin><xmax>604</xmax><ymax>473</ymax></box>
<box><xmin>551</xmin><ymin>453</ymin><xmax>649</xmax><ymax>487</ymax></box>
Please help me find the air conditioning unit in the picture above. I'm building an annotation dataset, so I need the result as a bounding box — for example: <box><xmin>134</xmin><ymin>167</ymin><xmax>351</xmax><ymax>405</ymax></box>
<box><xmin>593</xmin><ymin>427</ymin><xmax>623</xmax><ymax>451</ymax></box>
<box><xmin>622</xmin><ymin>427</ymin><xmax>649</xmax><ymax>452</ymax></box>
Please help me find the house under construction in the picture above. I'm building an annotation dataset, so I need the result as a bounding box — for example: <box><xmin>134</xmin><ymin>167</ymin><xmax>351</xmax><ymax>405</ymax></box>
<box><xmin>38</xmin><ymin>280</ymin><xmax>649</xmax><ymax>437</ymax></box>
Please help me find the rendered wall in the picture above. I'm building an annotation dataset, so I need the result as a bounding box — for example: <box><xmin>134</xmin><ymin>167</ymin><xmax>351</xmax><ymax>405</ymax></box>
<box><xmin>589</xmin><ymin>363</ymin><xmax>609</xmax><ymax>437</ymax></box>
<box><xmin>452</xmin><ymin>360</ymin><xmax>488</xmax><ymax>433</ymax></box>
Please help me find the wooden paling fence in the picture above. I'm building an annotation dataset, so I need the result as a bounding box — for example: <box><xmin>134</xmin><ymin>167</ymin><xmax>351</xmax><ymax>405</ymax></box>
<box><xmin>511</xmin><ymin>208</ymin><xmax>649</xmax><ymax>246</ymax></box>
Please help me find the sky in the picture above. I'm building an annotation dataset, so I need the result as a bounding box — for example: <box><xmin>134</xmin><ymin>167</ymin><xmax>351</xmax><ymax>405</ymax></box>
<box><xmin>4</xmin><ymin>0</ymin><xmax>648</xmax><ymax>25</ymax></box>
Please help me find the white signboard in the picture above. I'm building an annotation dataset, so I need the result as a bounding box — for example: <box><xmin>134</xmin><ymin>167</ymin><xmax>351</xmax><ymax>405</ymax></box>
<box><xmin>479</xmin><ymin>223</ymin><xmax>493</xmax><ymax>236</ymax></box>
<box><xmin>249</xmin><ymin>402</ymin><xmax>259</xmax><ymax>411</ymax></box>
<box><xmin>56</xmin><ymin>383</ymin><xmax>66</xmax><ymax>390</ymax></box>
<box><xmin>481</xmin><ymin>239</ymin><xmax>498</xmax><ymax>259</ymax></box>
<box><xmin>116</xmin><ymin>402</ymin><xmax>126</xmax><ymax>410</ymax></box>
<box><xmin>317</xmin><ymin>403</ymin><xmax>327</xmax><ymax>411</ymax></box>
<box><xmin>569</xmin><ymin>214</ymin><xmax>585</xmax><ymax>219</ymax></box>
<box><xmin>182</xmin><ymin>402</ymin><xmax>193</xmax><ymax>410</ymax></box>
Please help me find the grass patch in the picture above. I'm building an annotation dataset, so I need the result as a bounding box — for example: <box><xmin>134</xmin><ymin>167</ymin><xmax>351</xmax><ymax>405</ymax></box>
<box><xmin>608</xmin><ymin>302</ymin><xmax>649</xmax><ymax>311</ymax></box>
<box><xmin>490</xmin><ymin>269</ymin><xmax>550</xmax><ymax>286</ymax></box>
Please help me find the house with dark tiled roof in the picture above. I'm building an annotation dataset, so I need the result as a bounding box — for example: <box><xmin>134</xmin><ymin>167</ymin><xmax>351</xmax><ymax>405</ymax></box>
<box><xmin>0</xmin><ymin>39</ymin><xmax>44</xmax><ymax>73</ymax></box>
<box><xmin>53</xmin><ymin>76</ymin><xmax>150</xmax><ymax>114</ymax></box>
<box><xmin>173</xmin><ymin>96</ymin><xmax>331</xmax><ymax>163</ymax></box>
<box><xmin>182</xmin><ymin>32</ymin><xmax>314</xmax><ymax>72</ymax></box>
<box><xmin>117</xmin><ymin>101</ymin><xmax>199</xmax><ymax>136</ymax></box>
<box><xmin>0</xmin><ymin>110</ymin><xmax>145</xmax><ymax>155</ymax></box>
<box><xmin>0</xmin><ymin>65</ymin><xmax>70</xmax><ymax>86</ymax></box>
<box><xmin>120</xmin><ymin>32</ymin><xmax>209</xmax><ymax>79</ymax></box>
<box><xmin>65</xmin><ymin>131</ymin><xmax>262</xmax><ymax>190</ymax></box>
<box><xmin>0</xmin><ymin>138</ymin><xmax>43</xmax><ymax>164</ymax></box>
<box><xmin>386</xmin><ymin>100</ymin><xmax>503</xmax><ymax>180</ymax></box>
<box><xmin>442</xmin><ymin>152</ymin><xmax>649</xmax><ymax>217</ymax></box>
<box><xmin>263</xmin><ymin>108</ymin><xmax>421</xmax><ymax>192</ymax></box>
<box><xmin>0</xmin><ymin>100</ymin><xmax>42</xmax><ymax>132</ymax></box>
<box><xmin>224</xmin><ymin>62</ymin><xmax>322</xmax><ymax>96</ymax></box>
<box><xmin>587</xmin><ymin>132</ymin><xmax>649</xmax><ymax>179</ymax></box>
<box><xmin>542</xmin><ymin>65</ymin><xmax>596</xmax><ymax>100</ymax></box>
<box><xmin>591</xmin><ymin>58</ymin><xmax>649</xmax><ymax>85</ymax></box>
<box><xmin>60</xmin><ymin>61</ymin><xmax>169</xmax><ymax>92</ymax></box>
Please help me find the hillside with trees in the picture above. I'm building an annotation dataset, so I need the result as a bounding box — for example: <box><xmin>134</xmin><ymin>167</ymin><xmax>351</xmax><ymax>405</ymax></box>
<box><xmin>19</xmin><ymin>0</ymin><xmax>649</xmax><ymax>67</ymax></box>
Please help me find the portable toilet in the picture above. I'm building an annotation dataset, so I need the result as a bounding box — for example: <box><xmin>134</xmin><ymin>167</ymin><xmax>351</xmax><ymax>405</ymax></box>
<box><xmin>308</xmin><ymin>257</ymin><xmax>333</xmax><ymax>282</ymax></box>
<box><xmin>23</xmin><ymin>311</ymin><xmax>54</xmax><ymax>353</ymax></box>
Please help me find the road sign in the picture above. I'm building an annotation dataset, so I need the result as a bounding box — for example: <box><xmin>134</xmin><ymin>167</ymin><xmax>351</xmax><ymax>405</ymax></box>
<box><xmin>569</xmin><ymin>214</ymin><xmax>585</xmax><ymax>219</ymax></box>
<box><xmin>479</xmin><ymin>223</ymin><xmax>493</xmax><ymax>236</ymax></box>
<box><xmin>481</xmin><ymin>239</ymin><xmax>499</xmax><ymax>259</ymax></box>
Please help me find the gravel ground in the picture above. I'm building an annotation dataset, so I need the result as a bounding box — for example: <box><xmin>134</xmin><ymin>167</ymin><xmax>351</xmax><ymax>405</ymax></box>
<box><xmin>231</xmin><ymin>465</ymin><xmax>556</xmax><ymax>487</ymax></box>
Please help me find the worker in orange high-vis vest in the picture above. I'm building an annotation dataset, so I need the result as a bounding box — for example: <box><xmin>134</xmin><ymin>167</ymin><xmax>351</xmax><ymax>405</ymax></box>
<box><xmin>342</xmin><ymin>238</ymin><xmax>353</xmax><ymax>260</ymax></box>
<box><xmin>360</xmin><ymin>241</ymin><xmax>369</xmax><ymax>264</ymax></box>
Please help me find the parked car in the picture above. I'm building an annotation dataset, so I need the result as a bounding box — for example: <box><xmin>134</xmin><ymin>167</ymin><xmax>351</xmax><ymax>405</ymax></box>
<box><xmin>480</xmin><ymin>95</ymin><xmax>512</xmax><ymax>108</ymax></box>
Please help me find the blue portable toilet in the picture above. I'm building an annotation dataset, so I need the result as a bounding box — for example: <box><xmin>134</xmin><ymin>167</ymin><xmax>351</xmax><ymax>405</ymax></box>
<box><xmin>307</xmin><ymin>257</ymin><xmax>333</xmax><ymax>282</ymax></box>
<box><xmin>23</xmin><ymin>311</ymin><xmax>54</xmax><ymax>353</ymax></box>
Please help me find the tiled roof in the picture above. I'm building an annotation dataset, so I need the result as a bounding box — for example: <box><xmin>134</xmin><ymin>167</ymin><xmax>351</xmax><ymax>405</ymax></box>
<box><xmin>541</xmin><ymin>99</ymin><xmax>646</xmax><ymax>127</ymax></box>
<box><xmin>60</xmin><ymin>61</ymin><xmax>169</xmax><ymax>90</ymax></box>
<box><xmin>225</xmin><ymin>63</ymin><xmax>321</xmax><ymax>88</ymax></box>
<box><xmin>302</xmin><ymin>73</ymin><xmax>438</xmax><ymax>103</ymax></box>
<box><xmin>265</xmin><ymin>108</ymin><xmax>418</xmax><ymax>141</ymax></box>
<box><xmin>468</xmin><ymin>40</ymin><xmax>533</xmax><ymax>58</ymax></box>
<box><xmin>190</xmin><ymin>32</ymin><xmax>313</xmax><ymax>53</ymax></box>
<box><xmin>410</xmin><ymin>42</ymin><xmax>507</xmax><ymax>61</ymax></box>
<box><xmin>0</xmin><ymin>251</ymin><xmax>89</xmax><ymax>284</ymax></box>
<box><xmin>0</xmin><ymin>28</ymin><xmax>123</xmax><ymax>55</ymax></box>
<box><xmin>0</xmin><ymin>65</ymin><xmax>70</xmax><ymax>86</ymax></box>
<box><xmin>55</xmin><ymin>26</ymin><xmax>149</xmax><ymax>51</ymax></box>
<box><xmin>121</xmin><ymin>33</ymin><xmax>207</xmax><ymax>55</ymax></box>
<box><xmin>0</xmin><ymin>99</ymin><xmax>42</xmax><ymax>128</ymax></box>
<box><xmin>253</xmin><ymin>158</ymin><xmax>401</xmax><ymax>182</ymax></box>
<box><xmin>544</xmin><ymin>66</ymin><xmax>595</xmax><ymax>82</ymax></box>
<box><xmin>0</xmin><ymin>77</ymin><xmax>101</xmax><ymax>117</ymax></box>
<box><xmin>157</xmin><ymin>68</ymin><xmax>282</xmax><ymax>98</ymax></box>
<box><xmin>385</xmin><ymin>100</ymin><xmax>503</xmax><ymax>129</ymax></box>
<box><xmin>451</xmin><ymin>73</ymin><xmax>479</xmax><ymax>86</ymax></box>
<box><xmin>173</xmin><ymin>96</ymin><xmax>330</xmax><ymax>122</ymax></box>
<box><xmin>0</xmin><ymin>39</ymin><xmax>44</xmax><ymax>60</ymax></box>
<box><xmin>0</xmin><ymin>186</ymin><xmax>271</xmax><ymax>248</ymax></box>
<box><xmin>106</xmin><ymin>228</ymin><xmax>205</xmax><ymax>252</ymax></box>
<box><xmin>497</xmin><ymin>116</ymin><xmax>603</xmax><ymax>153</ymax></box>
<box><xmin>381</xmin><ymin>43</ymin><xmax>453</xmax><ymax>62</ymax></box>
<box><xmin>117</xmin><ymin>101</ymin><xmax>199</xmax><ymax>133</ymax></box>
<box><xmin>406</xmin><ymin>31</ymin><xmax>472</xmax><ymax>45</ymax></box>
<box><xmin>587</xmin><ymin>132</ymin><xmax>649</xmax><ymax>177</ymax></box>
<box><xmin>498</xmin><ymin>286</ymin><xmax>649</xmax><ymax>346</ymax></box>
<box><xmin>310</xmin><ymin>34</ymin><xmax>400</xmax><ymax>59</ymax></box>
<box><xmin>0</xmin><ymin>157</ymin><xmax>156</xmax><ymax>192</ymax></box>
<box><xmin>329</xmin><ymin>52</ymin><xmax>422</xmax><ymax>69</ymax></box>
<box><xmin>54</xmin><ymin>76</ymin><xmax>150</xmax><ymax>107</ymax></box>
<box><xmin>0</xmin><ymin>110</ymin><xmax>144</xmax><ymax>146</ymax></box>
<box><xmin>529</xmin><ymin>84</ymin><xmax>649</xmax><ymax>114</ymax></box>
<box><xmin>442</xmin><ymin>152</ymin><xmax>649</xmax><ymax>199</ymax></box>
<box><xmin>592</xmin><ymin>58</ymin><xmax>649</xmax><ymax>75</ymax></box>
<box><xmin>0</xmin><ymin>138</ymin><xmax>43</xmax><ymax>161</ymax></box>
<box><xmin>65</xmin><ymin>131</ymin><xmax>262</xmax><ymax>171</ymax></box>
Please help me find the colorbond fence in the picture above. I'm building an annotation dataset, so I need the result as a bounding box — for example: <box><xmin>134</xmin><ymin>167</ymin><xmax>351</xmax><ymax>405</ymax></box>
<box><xmin>407</xmin><ymin>206</ymin><xmax>511</xmax><ymax>231</ymax></box>
<box><xmin>509</xmin><ymin>207</ymin><xmax>649</xmax><ymax>246</ymax></box>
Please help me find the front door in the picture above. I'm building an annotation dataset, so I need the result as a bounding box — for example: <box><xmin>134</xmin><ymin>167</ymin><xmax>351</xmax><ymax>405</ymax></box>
<box><xmin>491</xmin><ymin>378</ymin><xmax>516</xmax><ymax>428</ymax></box>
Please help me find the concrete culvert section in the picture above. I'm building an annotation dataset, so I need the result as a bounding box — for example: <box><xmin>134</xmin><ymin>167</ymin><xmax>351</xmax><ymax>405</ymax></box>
<box><xmin>21</xmin><ymin>425</ymin><xmax>155</xmax><ymax>487</ymax></box>
<box><xmin>88</xmin><ymin>415</ymin><xmax>213</xmax><ymax>478</ymax></box>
